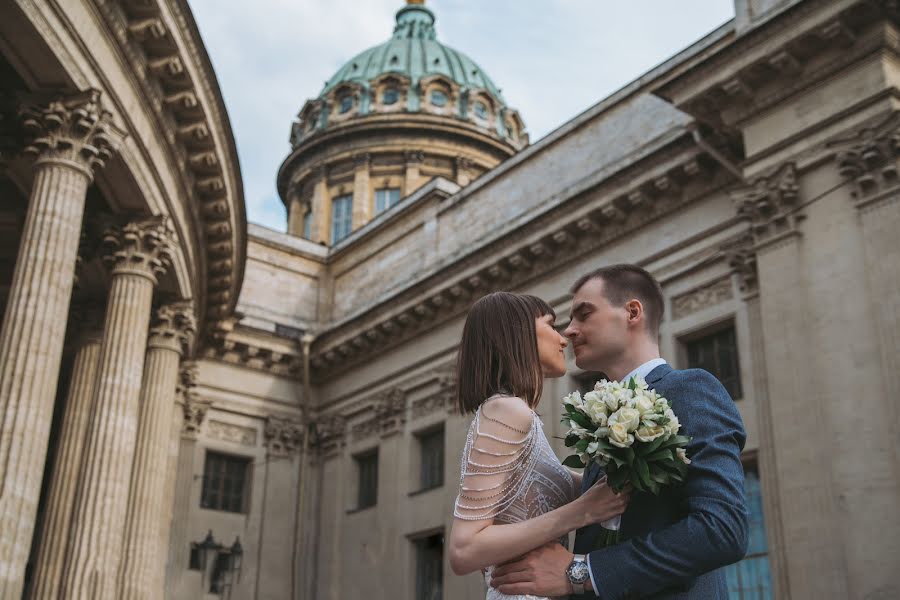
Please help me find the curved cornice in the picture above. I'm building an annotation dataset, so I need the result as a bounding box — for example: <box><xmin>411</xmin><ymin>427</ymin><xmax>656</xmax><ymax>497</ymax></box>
<box><xmin>101</xmin><ymin>0</ymin><xmax>247</xmax><ymax>337</ymax></box>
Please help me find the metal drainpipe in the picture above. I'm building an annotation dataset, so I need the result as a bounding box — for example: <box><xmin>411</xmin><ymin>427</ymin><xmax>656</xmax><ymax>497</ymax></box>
<box><xmin>292</xmin><ymin>332</ymin><xmax>316</xmax><ymax>600</ymax></box>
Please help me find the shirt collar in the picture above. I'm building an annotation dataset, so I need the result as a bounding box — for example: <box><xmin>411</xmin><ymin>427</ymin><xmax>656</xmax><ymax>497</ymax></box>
<box><xmin>623</xmin><ymin>358</ymin><xmax>667</xmax><ymax>383</ymax></box>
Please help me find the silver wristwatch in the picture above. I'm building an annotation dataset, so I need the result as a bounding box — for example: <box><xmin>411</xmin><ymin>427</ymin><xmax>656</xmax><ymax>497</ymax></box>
<box><xmin>565</xmin><ymin>553</ymin><xmax>589</xmax><ymax>595</ymax></box>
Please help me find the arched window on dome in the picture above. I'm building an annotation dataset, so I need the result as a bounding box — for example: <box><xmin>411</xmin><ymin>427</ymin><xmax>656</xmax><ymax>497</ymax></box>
<box><xmin>383</xmin><ymin>88</ymin><xmax>399</xmax><ymax>105</ymax></box>
<box><xmin>473</xmin><ymin>101</ymin><xmax>489</xmax><ymax>121</ymax></box>
<box><xmin>339</xmin><ymin>96</ymin><xmax>354</xmax><ymax>114</ymax></box>
<box><xmin>430</xmin><ymin>90</ymin><xmax>448</xmax><ymax>107</ymax></box>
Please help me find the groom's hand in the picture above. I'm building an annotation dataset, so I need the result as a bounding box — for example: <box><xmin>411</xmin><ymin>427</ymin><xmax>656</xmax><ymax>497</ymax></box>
<box><xmin>490</xmin><ymin>542</ymin><xmax>591</xmax><ymax>596</ymax></box>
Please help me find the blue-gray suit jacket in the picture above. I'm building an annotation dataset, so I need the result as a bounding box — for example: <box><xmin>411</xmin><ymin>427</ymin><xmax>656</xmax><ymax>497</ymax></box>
<box><xmin>572</xmin><ymin>364</ymin><xmax>749</xmax><ymax>600</ymax></box>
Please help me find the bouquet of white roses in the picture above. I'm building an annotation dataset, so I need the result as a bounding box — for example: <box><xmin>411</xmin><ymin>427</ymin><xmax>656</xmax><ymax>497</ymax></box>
<box><xmin>561</xmin><ymin>376</ymin><xmax>692</xmax><ymax>546</ymax></box>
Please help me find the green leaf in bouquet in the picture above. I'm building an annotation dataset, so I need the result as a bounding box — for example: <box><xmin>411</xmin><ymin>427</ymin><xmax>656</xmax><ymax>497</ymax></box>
<box><xmin>646</xmin><ymin>480</ymin><xmax>660</xmax><ymax>495</ymax></box>
<box><xmin>627</xmin><ymin>377</ymin><xmax>637</xmax><ymax>391</ymax></box>
<box><xmin>623</xmin><ymin>447</ymin><xmax>635</xmax><ymax>465</ymax></box>
<box><xmin>607</xmin><ymin>465</ymin><xmax>630</xmax><ymax>492</ymax></box>
<box><xmin>568</xmin><ymin>411</ymin><xmax>592</xmax><ymax>429</ymax></box>
<box><xmin>610</xmin><ymin>455</ymin><xmax>626</xmax><ymax>468</ymax></box>
<box><xmin>634</xmin><ymin>457</ymin><xmax>651</xmax><ymax>490</ymax></box>
<box><xmin>635</xmin><ymin>436</ymin><xmax>667</xmax><ymax>457</ymax></box>
<box><xmin>595</xmin><ymin>439</ymin><xmax>616</xmax><ymax>451</ymax></box>
<box><xmin>649</xmin><ymin>469</ymin><xmax>670</xmax><ymax>484</ymax></box>
<box><xmin>565</xmin><ymin>434</ymin><xmax>580</xmax><ymax>447</ymax></box>
<box><xmin>629</xmin><ymin>470</ymin><xmax>645</xmax><ymax>492</ymax></box>
<box><xmin>644</xmin><ymin>448</ymin><xmax>678</xmax><ymax>463</ymax></box>
<box><xmin>659</xmin><ymin>435</ymin><xmax>692</xmax><ymax>450</ymax></box>
<box><xmin>575</xmin><ymin>439</ymin><xmax>590</xmax><ymax>452</ymax></box>
<box><xmin>562</xmin><ymin>455</ymin><xmax>585</xmax><ymax>469</ymax></box>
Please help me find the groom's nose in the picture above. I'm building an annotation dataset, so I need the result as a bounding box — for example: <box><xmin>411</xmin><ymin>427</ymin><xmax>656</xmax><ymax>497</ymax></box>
<box><xmin>563</xmin><ymin>323</ymin><xmax>577</xmax><ymax>338</ymax></box>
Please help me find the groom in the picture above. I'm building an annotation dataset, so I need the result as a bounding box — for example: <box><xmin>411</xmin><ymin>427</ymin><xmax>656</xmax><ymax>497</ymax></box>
<box><xmin>490</xmin><ymin>264</ymin><xmax>749</xmax><ymax>599</ymax></box>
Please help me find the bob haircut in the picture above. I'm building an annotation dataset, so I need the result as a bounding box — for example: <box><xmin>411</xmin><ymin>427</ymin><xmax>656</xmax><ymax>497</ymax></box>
<box><xmin>455</xmin><ymin>291</ymin><xmax>555</xmax><ymax>415</ymax></box>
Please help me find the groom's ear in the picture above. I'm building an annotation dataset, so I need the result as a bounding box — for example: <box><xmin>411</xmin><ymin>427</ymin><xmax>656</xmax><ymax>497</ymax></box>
<box><xmin>625</xmin><ymin>299</ymin><xmax>643</xmax><ymax>325</ymax></box>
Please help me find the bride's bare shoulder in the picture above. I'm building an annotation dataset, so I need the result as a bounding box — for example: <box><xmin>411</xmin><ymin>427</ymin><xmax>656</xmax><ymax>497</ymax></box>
<box><xmin>480</xmin><ymin>395</ymin><xmax>534</xmax><ymax>432</ymax></box>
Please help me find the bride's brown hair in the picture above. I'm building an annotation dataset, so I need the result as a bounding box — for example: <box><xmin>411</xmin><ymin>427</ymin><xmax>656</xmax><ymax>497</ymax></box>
<box><xmin>455</xmin><ymin>292</ymin><xmax>555</xmax><ymax>415</ymax></box>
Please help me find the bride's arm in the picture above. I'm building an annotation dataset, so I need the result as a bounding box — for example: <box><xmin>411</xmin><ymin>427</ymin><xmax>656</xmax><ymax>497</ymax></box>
<box><xmin>450</xmin><ymin>490</ymin><xmax>603</xmax><ymax>575</ymax></box>
<box><xmin>449</xmin><ymin>396</ymin><xmax>626</xmax><ymax>575</ymax></box>
<box><xmin>567</xmin><ymin>467</ymin><xmax>584</xmax><ymax>490</ymax></box>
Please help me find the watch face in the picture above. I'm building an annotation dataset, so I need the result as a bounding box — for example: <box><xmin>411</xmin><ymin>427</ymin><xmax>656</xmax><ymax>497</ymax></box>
<box><xmin>567</xmin><ymin>560</ymin><xmax>590</xmax><ymax>584</ymax></box>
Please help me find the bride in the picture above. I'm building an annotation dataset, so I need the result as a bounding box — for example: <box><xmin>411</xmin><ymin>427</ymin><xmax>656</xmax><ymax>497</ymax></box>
<box><xmin>449</xmin><ymin>292</ymin><xmax>629</xmax><ymax>599</ymax></box>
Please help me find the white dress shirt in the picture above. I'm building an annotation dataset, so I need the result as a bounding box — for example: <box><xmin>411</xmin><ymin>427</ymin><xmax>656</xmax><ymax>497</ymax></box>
<box><xmin>584</xmin><ymin>358</ymin><xmax>668</xmax><ymax>596</ymax></box>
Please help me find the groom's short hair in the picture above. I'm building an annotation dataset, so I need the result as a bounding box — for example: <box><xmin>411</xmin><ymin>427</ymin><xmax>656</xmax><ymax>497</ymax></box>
<box><xmin>571</xmin><ymin>264</ymin><xmax>664</xmax><ymax>337</ymax></box>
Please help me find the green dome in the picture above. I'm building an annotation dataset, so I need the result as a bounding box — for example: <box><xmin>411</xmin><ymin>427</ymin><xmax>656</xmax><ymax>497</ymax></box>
<box><xmin>321</xmin><ymin>4</ymin><xmax>506</xmax><ymax>105</ymax></box>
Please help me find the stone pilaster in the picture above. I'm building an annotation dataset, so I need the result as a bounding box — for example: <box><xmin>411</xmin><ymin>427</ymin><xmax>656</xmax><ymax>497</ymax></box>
<box><xmin>118</xmin><ymin>303</ymin><xmax>195</xmax><ymax>599</ymax></box>
<box><xmin>403</xmin><ymin>150</ymin><xmax>424</xmax><ymax>196</ymax></box>
<box><xmin>351</xmin><ymin>153</ymin><xmax>371</xmax><ymax>229</ymax></box>
<box><xmin>309</xmin><ymin>166</ymin><xmax>329</xmax><ymax>243</ymax></box>
<box><xmin>164</xmin><ymin>389</ymin><xmax>210</xmax><ymax>596</ymax></box>
<box><xmin>0</xmin><ymin>89</ymin><xmax>121</xmax><ymax>597</ymax></box>
<box><xmin>61</xmin><ymin>218</ymin><xmax>174</xmax><ymax>600</ymax></box>
<box><xmin>28</xmin><ymin>306</ymin><xmax>105</xmax><ymax>600</ymax></box>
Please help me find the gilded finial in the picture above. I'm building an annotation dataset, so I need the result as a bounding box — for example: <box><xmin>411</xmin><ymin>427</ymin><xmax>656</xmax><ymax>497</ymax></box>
<box><xmin>407</xmin><ymin>0</ymin><xmax>425</xmax><ymax>4</ymax></box>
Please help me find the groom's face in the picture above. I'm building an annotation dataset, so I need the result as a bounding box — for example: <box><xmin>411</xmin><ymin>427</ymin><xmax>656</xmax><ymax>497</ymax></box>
<box><xmin>564</xmin><ymin>278</ymin><xmax>629</xmax><ymax>372</ymax></box>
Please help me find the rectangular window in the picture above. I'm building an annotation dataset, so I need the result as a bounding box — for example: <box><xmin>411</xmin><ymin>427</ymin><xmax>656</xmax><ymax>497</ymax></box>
<box><xmin>331</xmin><ymin>194</ymin><xmax>353</xmax><ymax>243</ymax></box>
<box><xmin>726</xmin><ymin>462</ymin><xmax>773</xmax><ymax>599</ymax></box>
<box><xmin>414</xmin><ymin>532</ymin><xmax>444</xmax><ymax>600</ymax></box>
<box><xmin>200</xmin><ymin>451</ymin><xmax>251</xmax><ymax>513</ymax></box>
<box><xmin>686</xmin><ymin>325</ymin><xmax>742</xmax><ymax>400</ymax></box>
<box><xmin>417</xmin><ymin>427</ymin><xmax>444</xmax><ymax>492</ymax></box>
<box><xmin>356</xmin><ymin>449</ymin><xmax>378</xmax><ymax>510</ymax></box>
<box><xmin>375</xmin><ymin>187</ymin><xmax>401</xmax><ymax>213</ymax></box>
<box><xmin>302</xmin><ymin>210</ymin><xmax>312</xmax><ymax>239</ymax></box>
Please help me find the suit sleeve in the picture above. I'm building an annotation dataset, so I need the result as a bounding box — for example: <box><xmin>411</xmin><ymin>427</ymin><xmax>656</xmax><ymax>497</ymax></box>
<box><xmin>586</xmin><ymin>370</ymin><xmax>749</xmax><ymax>599</ymax></box>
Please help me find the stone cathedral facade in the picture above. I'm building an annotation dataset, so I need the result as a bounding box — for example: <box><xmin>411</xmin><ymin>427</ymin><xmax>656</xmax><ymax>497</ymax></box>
<box><xmin>0</xmin><ymin>0</ymin><xmax>898</xmax><ymax>599</ymax></box>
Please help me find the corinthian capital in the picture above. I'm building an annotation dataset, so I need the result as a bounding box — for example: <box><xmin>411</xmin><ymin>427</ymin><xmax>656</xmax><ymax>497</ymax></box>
<box><xmin>101</xmin><ymin>217</ymin><xmax>175</xmax><ymax>283</ymax></box>
<box><xmin>20</xmin><ymin>89</ymin><xmax>124</xmax><ymax>179</ymax></box>
<box><xmin>830</xmin><ymin>112</ymin><xmax>900</xmax><ymax>204</ymax></box>
<box><xmin>148</xmin><ymin>302</ymin><xmax>196</xmax><ymax>355</ymax></box>
<box><xmin>264</xmin><ymin>415</ymin><xmax>304</xmax><ymax>457</ymax></box>
<box><xmin>731</xmin><ymin>163</ymin><xmax>802</xmax><ymax>247</ymax></box>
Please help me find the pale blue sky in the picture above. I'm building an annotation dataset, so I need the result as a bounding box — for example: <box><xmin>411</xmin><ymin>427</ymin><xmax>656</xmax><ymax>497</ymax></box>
<box><xmin>188</xmin><ymin>1</ymin><xmax>735</xmax><ymax>230</ymax></box>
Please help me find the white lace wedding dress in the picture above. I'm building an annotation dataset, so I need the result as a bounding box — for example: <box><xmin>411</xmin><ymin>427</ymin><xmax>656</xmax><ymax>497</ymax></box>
<box><xmin>454</xmin><ymin>396</ymin><xmax>577</xmax><ymax>600</ymax></box>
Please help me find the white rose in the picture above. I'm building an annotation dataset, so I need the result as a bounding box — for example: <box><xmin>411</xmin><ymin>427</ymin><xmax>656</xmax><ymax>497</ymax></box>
<box><xmin>594</xmin><ymin>426</ymin><xmax>610</xmax><ymax>438</ymax></box>
<box><xmin>635</xmin><ymin>394</ymin><xmax>655</xmax><ymax>415</ymax></box>
<box><xmin>563</xmin><ymin>391</ymin><xmax>583</xmax><ymax>408</ymax></box>
<box><xmin>610</xmin><ymin>407</ymin><xmax>641</xmax><ymax>432</ymax></box>
<box><xmin>608</xmin><ymin>423</ymin><xmax>634</xmax><ymax>448</ymax></box>
<box><xmin>635</xmin><ymin>424</ymin><xmax>666</xmax><ymax>443</ymax></box>
<box><xmin>676</xmin><ymin>448</ymin><xmax>691</xmax><ymax>465</ymax></box>
<box><xmin>583</xmin><ymin>390</ymin><xmax>602</xmax><ymax>405</ymax></box>
<box><xmin>587</xmin><ymin>404</ymin><xmax>609</xmax><ymax>426</ymax></box>
<box><xmin>603</xmin><ymin>391</ymin><xmax>619</xmax><ymax>412</ymax></box>
<box><xmin>664</xmin><ymin>409</ymin><xmax>681</xmax><ymax>435</ymax></box>
<box><xmin>632</xmin><ymin>377</ymin><xmax>649</xmax><ymax>391</ymax></box>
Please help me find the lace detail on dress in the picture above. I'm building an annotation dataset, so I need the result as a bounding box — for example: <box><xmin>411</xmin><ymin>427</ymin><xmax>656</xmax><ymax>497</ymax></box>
<box><xmin>454</xmin><ymin>396</ymin><xmax>577</xmax><ymax>600</ymax></box>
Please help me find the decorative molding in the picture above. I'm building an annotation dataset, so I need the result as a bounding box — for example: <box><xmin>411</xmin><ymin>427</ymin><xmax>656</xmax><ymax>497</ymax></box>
<box><xmin>96</xmin><ymin>0</ymin><xmax>244</xmax><ymax>331</ymax></box>
<box><xmin>671</xmin><ymin>277</ymin><xmax>734</xmax><ymax>319</ymax></box>
<box><xmin>264</xmin><ymin>415</ymin><xmax>304</xmax><ymax>457</ymax></box>
<box><xmin>181</xmin><ymin>395</ymin><xmax>211</xmax><ymax>440</ymax></box>
<box><xmin>732</xmin><ymin>162</ymin><xmax>803</xmax><ymax>248</ymax></box>
<box><xmin>20</xmin><ymin>89</ymin><xmax>125</xmax><ymax>180</ymax></box>
<box><xmin>207</xmin><ymin>420</ymin><xmax>257</xmax><ymax>447</ymax></box>
<box><xmin>830</xmin><ymin>112</ymin><xmax>900</xmax><ymax>208</ymax></box>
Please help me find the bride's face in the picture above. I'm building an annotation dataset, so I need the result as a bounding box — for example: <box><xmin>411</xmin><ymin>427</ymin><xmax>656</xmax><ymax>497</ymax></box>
<box><xmin>535</xmin><ymin>314</ymin><xmax>568</xmax><ymax>378</ymax></box>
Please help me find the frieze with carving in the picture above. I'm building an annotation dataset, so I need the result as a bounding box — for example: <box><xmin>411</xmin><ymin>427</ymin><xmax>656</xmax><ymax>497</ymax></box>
<box><xmin>312</xmin><ymin>414</ymin><xmax>347</xmax><ymax>457</ymax></box>
<box><xmin>721</xmin><ymin>234</ymin><xmax>758</xmax><ymax>297</ymax></box>
<box><xmin>412</xmin><ymin>366</ymin><xmax>458</xmax><ymax>419</ymax></box>
<box><xmin>671</xmin><ymin>277</ymin><xmax>734</xmax><ymax>320</ymax></box>
<box><xmin>208</xmin><ymin>420</ymin><xmax>258</xmax><ymax>447</ymax></box>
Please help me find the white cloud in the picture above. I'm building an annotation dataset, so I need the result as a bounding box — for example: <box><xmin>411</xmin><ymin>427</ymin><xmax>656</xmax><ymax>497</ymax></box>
<box><xmin>188</xmin><ymin>0</ymin><xmax>734</xmax><ymax>230</ymax></box>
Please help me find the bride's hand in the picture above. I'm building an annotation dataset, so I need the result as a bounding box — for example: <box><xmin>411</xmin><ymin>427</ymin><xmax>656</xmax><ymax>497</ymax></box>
<box><xmin>577</xmin><ymin>478</ymin><xmax>630</xmax><ymax>526</ymax></box>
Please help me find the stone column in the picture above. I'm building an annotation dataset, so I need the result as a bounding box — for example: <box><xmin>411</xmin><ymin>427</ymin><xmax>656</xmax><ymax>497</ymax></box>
<box><xmin>351</xmin><ymin>153</ymin><xmax>371</xmax><ymax>229</ymax></box>
<box><xmin>28</xmin><ymin>305</ymin><xmax>105</xmax><ymax>600</ymax></box>
<box><xmin>454</xmin><ymin>156</ymin><xmax>473</xmax><ymax>187</ymax></box>
<box><xmin>404</xmin><ymin>150</ymin><xmax>424</xmax><ymax>196</ymax></box>
<box><xmin>309</xmin><ymin>166</ymin><xmax>329</xmax><ymax>244</ymax></box>
<box><xmin>0</xmin><ymin>89</ymin><xmax>121</xmax><ymax>597</ymax></box>
<box><xmin>118</xmin><ymin>303</ymin><xmax>195</xmax><ymax>599</ymax></box>
<box><xmin>287</xmin><ymin>189</ymin><xmax>305</xmax><ymax>237</ymax></box>
<box><xmin>165</xmin><ymin>391</ymin><xmax>211</xmax><ymax>597</ymax></box>
<box><xmin>61</xmin><ymin>218</ymin><xmax>174</xmax><ymax>599</ymax></box>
